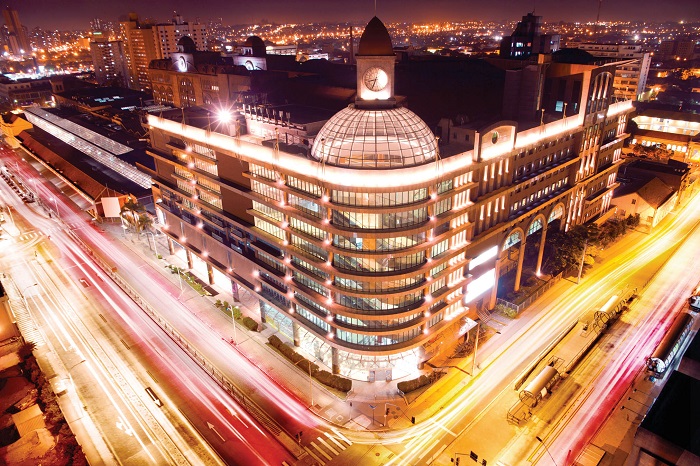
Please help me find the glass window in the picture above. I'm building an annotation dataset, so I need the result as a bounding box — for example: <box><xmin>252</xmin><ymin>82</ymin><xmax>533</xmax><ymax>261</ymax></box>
<box><xmin>333</xmin><ymin>208</ymin><xmax>427</xmax><ymax>230</ymax></box>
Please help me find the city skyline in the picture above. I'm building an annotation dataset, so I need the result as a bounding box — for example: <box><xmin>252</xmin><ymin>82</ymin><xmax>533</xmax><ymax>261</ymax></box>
<box><xmin>3</xmin><ymin>0</ymin><xmax>700</xmax><ymax>31</ymax></box>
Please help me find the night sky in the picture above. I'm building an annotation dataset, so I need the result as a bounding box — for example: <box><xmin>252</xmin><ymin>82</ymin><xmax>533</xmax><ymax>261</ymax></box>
<box><xmin>4</xmin><ymin>0</ymin><xmax>700</xmax><ymax>30</ymax></box>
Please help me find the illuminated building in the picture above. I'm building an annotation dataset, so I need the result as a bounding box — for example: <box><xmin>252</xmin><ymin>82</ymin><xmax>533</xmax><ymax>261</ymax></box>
<box><xmin>631</xmin><ymin>107</ymin><xmax>700</xmax><ymax>163</ymax></box>
<box><xmin>145</xmin><ymin>16</ymin><xmax>632</xmax><ymax>382</ymax></box>
<box><xmin>499</xmin><ymin>13</ymin><xmax>560</xmax><ymax>59</ymax></box>
<box><xmin>153</xmin><ymin>12</ymin><xmax>207</xmax><ymax>60</ymax></box>
<box><xmin>89</xmin><ymin>36</ymin><xmax>129</xmax><ymax>87</ymax></box>
<box><xmin>148</xmin><ymin>36</ymin><xmax>255</xmax><ymax>107</ymax></box>
<box><xmin>120</xmin><ymin>14</ymin><xmax>158</xmax><ymax>91</ymax></box>
<box><xmin>2</xmin><ymin>7</ymin><xmax>30</xmax><ymax>56</ymax></box>
<box><xmin>658</xmin><ymin>39</ymin><xmax>696</xmax><ymax>61</ymax></box>
<box><xmin>569</xmin><ymin>43</ymin><xmax>651</xmax><ymax>101</ymax></box>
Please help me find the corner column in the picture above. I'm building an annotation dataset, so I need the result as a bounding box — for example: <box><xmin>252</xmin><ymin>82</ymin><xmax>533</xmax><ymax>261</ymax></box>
<box><xmin>535</xmin><ymin>223</ymin><xmax>548</xmax><ymax>276</ymax></box>
<box><xmin>513</xmin><ymin>240</ymin><xmax>526</xmax><ymax>293</ymax></box>
<box><xmin>331</xmin><ymin>347</ymin><xmax>340</xmax><ymax>375</ymax></box>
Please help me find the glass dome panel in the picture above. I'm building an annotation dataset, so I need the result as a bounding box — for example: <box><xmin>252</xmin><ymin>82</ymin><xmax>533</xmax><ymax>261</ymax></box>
<box><xmin>311</xmin><ymin>106</ymin><xmax>438</xmax><ymax>169</ymax></box>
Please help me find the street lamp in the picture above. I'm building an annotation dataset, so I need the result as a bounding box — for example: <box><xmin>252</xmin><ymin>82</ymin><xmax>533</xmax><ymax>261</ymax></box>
<box><xmin>536</xmin><ymin>436</ymin><xmax>558</xmax><ymax>466</ymax></box>
<box><xmin>143</xmin><ymin>231</ymin><xmax>158</xmax><ymax>258</ymax></box>
<box><xmin>49</xmin><ymin>197</ymin><xmax>59</xmax><ymax>219</ymax></box>
<box><xmin>20</xmin><ymin>283</ymin><xmax>38</xmax><ymax>307</ymax></box>
<box><xmin>227</xmin><ymin>305</ymin><xmax>238</xmax><ymax>346</ymax></box>
<box><xmin>471</xmin><ymin>322</ymin><xmax>481</xmax><ymax>375</ymax></box>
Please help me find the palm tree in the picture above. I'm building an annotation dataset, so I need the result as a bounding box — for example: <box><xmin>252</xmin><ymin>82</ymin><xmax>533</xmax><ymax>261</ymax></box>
<box><xmin>120</xmin><ymin>197</ymin><xmax>147</xmax><ymax>232</ymax></box>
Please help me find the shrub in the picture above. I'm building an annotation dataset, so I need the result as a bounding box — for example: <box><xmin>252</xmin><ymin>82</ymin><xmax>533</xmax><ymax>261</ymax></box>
<box><xmin>215</xmin><ymin>299</ymin><xmax>222</xmax><ymax>308</ymax></box>
<box><xmin>494</xmin><ymin>303</ymin><xmax>518</xmax><ymax>319</ymax></box>
<box><xmin>231</xmin><ymin>306</ymin><xmax>242</xmax><ymax>320</ymax></box>
<box><xmin>397</xmin><ymin>375</ymin><xmax>431</xmax><ymax>394</ymax></box>
<box><xmin>242</xmin><ymin>316</ymin><xmax>258</xmax><ymax>331</ymax></box>
<box><xmin>314</xmin><ymin>370</ymin><xmax>352</xmax><ymax>392</ymax></box>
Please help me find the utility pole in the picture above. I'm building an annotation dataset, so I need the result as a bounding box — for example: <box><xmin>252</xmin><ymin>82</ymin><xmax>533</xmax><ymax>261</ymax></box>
<box><xmin>577</xmin><ymin>239</ymin><xmax>588</xmax><ymax>284</ymax></box>
<box><xmin>471</xmin><ymin>322</ymin><xmax>481</xmax><ymax>374</ymax></box>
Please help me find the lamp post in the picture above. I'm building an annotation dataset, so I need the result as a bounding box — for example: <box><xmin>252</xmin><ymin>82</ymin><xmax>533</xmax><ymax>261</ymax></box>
<box><xmin>577</xmin><ymin>239</ymin><xmax>588</xmax><ymax>284</ymax></box>
<box><xmin>49</xmin><ymin>197</ymin><xmax>60</xmax><ymax>219</ymax></box>
<box><xmin>20</xmin><ymin>283</ymin><xmax>38</xmax><ymax>307</ymax></box>
<box><xmin>144</xmin><ymin>231</ymin><xmax>158</xmax><ymax>258</ymax></box>
<box><xmin>536</xmin><ymin>436</ymin><xmax>558</xmax><ymax>466</ymax></box>
<box><xmin>471</xmin><ymin>322</ymin><xmax>481</xmax><ymax>375</ymax></box>
<box><xmin>227</xmin><ymin>305</ymin><xmax>238</xmax><ymax>346</ymax></box>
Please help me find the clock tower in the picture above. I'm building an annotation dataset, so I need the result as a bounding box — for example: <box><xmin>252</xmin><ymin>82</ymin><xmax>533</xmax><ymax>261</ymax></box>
<box><xmin>355</xmin><ymin>17</ymin><xmax>396</xmax><ymax>109</ymax></box>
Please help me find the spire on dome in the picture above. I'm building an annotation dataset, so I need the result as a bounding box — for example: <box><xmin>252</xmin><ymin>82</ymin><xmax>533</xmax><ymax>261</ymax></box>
<box><xmin>357</xmin><ymin>16</ymin><xmax>394</xmax><ymax>56</ymax></box>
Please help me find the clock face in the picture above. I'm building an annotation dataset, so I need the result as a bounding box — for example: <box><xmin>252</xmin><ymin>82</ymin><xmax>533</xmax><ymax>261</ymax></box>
<box><xmin>178</xmin><ymin>56</ymin><xmax>188</xmax><ymax>72</ymax></box>
<box><xmin>363</xmin><ymin>66</ymin><xmax>388</xmax><ymax>92</ymax></box>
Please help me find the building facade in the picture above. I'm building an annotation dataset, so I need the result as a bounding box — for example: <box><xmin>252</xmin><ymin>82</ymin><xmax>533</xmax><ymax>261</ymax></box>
<box><xmin>153</xmin><ymin>13</ymin><xmax>207</xmax><ymax>60</ymax></box>
<box><xmin>145</xmin><ymin>17</ymin><xmax>631</xmax><ymax>382</ymax></box>
<box><xmin>120</xmin><ymin>14</ymin><xmax>158</xmax><ymax>91</ymax></box>
<box><xmin>631</xmin><ymin>108</ymin><xmax>700</xmax><ymax>164</ymax></box>
<box><xmin>148</xmin><ymin>37</ymin><xmax>254</xmax><ymax>108</ymax></box>
<box><xmin>499</xmin><ymin>13</ymin><xmax>560</xmax><ymax>59</ymax></box>
<box><xmin>2</xmin><ymin>7</ymin><xmax>30</xmax><ymax>56</ymax></box>
<box><xmin>569</xmin><ymin>43</ymin><xmax>651</xmax><ymax>101</ymax></box>
<box><xmin>90</xmin><ymin>38</ymin><xmax>129</xmax><ymax>87</ymax></box>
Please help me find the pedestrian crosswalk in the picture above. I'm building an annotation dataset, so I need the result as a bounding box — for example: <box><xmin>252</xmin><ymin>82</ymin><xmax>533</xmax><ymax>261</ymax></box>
<box><xmin>9</xmin><ymin>296</ymin><xmax>46</xmax><ymax>348</ymax></box>
<box><xmin>303</xmin><ymin>431</ymin><xmax>353</xmax><ymax>465</ymax></box>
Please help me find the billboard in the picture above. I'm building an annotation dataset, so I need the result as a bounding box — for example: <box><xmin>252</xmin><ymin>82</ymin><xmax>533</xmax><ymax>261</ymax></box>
<box><xmin>102</xmin><ymin>197</ymin><xmax>122</xmax><ymax>218</ymax></box>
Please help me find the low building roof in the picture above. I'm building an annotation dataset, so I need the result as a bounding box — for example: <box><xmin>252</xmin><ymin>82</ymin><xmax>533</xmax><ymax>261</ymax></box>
<box><xmin>613</xmin><ymin>176</ymin><xmax>675</xmax><ymax>208</ymax></box>
<box><xmin>11</xmin><ymin>404</ymin><xmax>45</xmax><ymax>437</ymax></box>
<box><xmin>640</xmin><ymin>371</ymin><xmax>700</xmax><ymax>456</ymax></box>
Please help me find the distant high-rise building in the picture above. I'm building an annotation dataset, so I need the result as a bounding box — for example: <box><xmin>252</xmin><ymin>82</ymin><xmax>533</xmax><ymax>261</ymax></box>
<box><xmin>90</xmin><ymin>36</ymin><xmax>129</xmax><ymax>87</ymax></box>
<box><xmin>2</xmin><ymin>7</ymin><xmax>30</xmax><ymax>56</ymax></box>
<box><xmin>499</xmin><ymin>13</ymin><xmax>560</xmax><ymax>59</ymax></box>
<box><xmin>120</xmin><ymin>13</ymin><xmax>158</xmax><ymax>91</ymax></box>
<box><xmin>659</xmin><ymin>39</ymin><xmax>696</xmax><ymax>61</ymax></box>
<box><xmin>569</xmin><ymin>43</ymin><xmax>651</xmax><ymax>101</ymax></box>
<box><xmin>153</xmin><ymin>12</ymin><xmax>207</xmax><ymax>60</ymax></box>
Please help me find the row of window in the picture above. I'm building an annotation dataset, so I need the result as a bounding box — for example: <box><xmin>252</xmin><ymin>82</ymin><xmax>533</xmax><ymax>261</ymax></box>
<box><xmin>336</xmin><ymin>328</ymin><xmax>422</xmax><ymax>346</ymax></box>
<box><xmin>333</xmin><ymin>233</ymin><xmax>425</xmax><ymax>252</ymax></box>
<box><xmin>511</xmin><ymin>178</ymin><xmax>568</xmax><ymax>212</ymax></box>
<box><xmin>334</xmin><ymin>274</ymin><xmax>425</xmax><ymax>293</ymax></box>
<box><xmin>332</xmin><ymin>208</ymin><xmax>428</xmax><ymax>230</ymax></box>
<box><xmin>332</xmin><ymin>189</ymin><xmax>428</xmax><ymax>207</ymax></box>
<box><xmin>333</xmin><ymin>252</ymin><xmax>425</xmax><ymax>273</ymax></box>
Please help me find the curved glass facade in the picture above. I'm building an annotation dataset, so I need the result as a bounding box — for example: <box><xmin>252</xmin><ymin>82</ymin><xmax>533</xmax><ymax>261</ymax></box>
<box><xmin>311</xmin><ymin>106</ymin><xmax>438</xmax><ymax>169</ymax></box>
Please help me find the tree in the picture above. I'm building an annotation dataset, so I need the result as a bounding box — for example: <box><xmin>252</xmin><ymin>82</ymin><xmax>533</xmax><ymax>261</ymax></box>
<box><xmin>120</xmin><ymin>197</ymin><xmax>151</xmax><ymax>233</ymax></box>
<box><xmin>542</xmin><ymin>224</ymin><xmax>600</xmax><ymax>275</ymax></box>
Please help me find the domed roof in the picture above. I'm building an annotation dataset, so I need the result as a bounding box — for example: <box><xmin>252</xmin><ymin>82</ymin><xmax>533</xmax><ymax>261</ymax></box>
<box><xmin>357</xmin><ymin>16</ymin><xmax>394</xmax><ymax>56</ymax></box>
<box><xmin>177</xmin><ymin>36</ymin><xmax>196</xmax><ymax>53</ymax></box>
<box><xmin>311</xmin><ymin>105</ymin><xmax>437</xmax><ymax>169</ymax></box>
<box><xmin>243</xmin><ymin>35</ymin><xmax>266</xmax><ymax>57</ymax></box>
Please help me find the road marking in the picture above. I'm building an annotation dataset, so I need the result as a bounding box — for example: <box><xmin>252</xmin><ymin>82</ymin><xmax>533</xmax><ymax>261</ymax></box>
<box><xmin>282</xmin><ymin>462</ymin><xmax>291</xmax><ymax>466</ymax></box>
<box><xmin>206</xmin><ymin>422</ymin><xmax>226</xmax><ymax>442</ymax></box>
<box><xmin>311</xmin><ymin>441</ymin><xmax>333</xmax><ymax>461</ymax></box>
<box><xmin>317</xmin><ymin>437</ymin><xmax>339</xmax><ymax>455</ymax></box>
<box><xmin>428</xmin><ymin>444</ymin><xmax>448</xmax><ymax>464</ymax></box>
<box><xmin>303</xmin><ymin>446</ymin><xmax>326</xmax><ymax>465</ymax></box>
<box><xmin>332</xmin><ymin>427</ymin><xmax>352</xmax><ymax>445</ymax></box>
<box><xmin>417</xmin><ymin>438</ymin><xmax>441</xmax><ymax>461</ymax></box>
<box><xmin>324</xmin><ymin>432</ymin><xmax>345</xmax><ymax>450</ymax></box>
<box><xmin>430</xmin><ymin>418</ymin><xmax>457</xmax><ymax>436</ymax></box>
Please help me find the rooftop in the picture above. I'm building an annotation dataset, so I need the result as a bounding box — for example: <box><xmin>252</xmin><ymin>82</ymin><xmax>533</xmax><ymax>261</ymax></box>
<box><xmin>640</xmin><ymin>370</ymin><xmax>700</xmax><ymax>456</ymax></box>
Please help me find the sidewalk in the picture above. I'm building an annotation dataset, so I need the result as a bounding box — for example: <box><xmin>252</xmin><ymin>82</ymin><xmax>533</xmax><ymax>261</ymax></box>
<box><xmin>97</xmin><ymin>212</ymin><xmax>668</xmax><ymax>445</ymax></box>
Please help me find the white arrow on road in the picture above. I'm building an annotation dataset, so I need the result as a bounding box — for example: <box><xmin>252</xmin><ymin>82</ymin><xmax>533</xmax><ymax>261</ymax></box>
<box><xmin>207</xmin><ymin>422</ymin><xmax>226</xmax><ymax>442</ymax></box>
